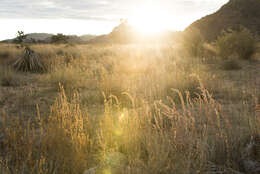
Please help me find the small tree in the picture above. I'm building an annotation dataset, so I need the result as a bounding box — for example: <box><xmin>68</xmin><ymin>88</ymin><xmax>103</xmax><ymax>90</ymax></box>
<box><xmin>109</xmin><ymin>19</ymin><xmax>135</xmax><ymax>44</ymax></box>
<box><xmin>216</xmin><ymin>27</ymin><xmax>257</xmax><ymax>59</ymax></box>
<box><xmin>15</xmin><ymin>30</ymin><xmax>26</xmax><ymax>45</ymax></box>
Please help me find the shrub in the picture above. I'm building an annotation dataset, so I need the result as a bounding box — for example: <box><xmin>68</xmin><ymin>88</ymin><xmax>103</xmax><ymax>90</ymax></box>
<box><xmin>216</xmin><ymin>27</ymin><xmax>257</xmax><ymax>60</ymax></box>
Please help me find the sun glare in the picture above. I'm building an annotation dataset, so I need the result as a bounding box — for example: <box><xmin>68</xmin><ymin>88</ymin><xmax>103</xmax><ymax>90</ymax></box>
<box><xmin>129</xmin><ymin>5</ymin><xmax>170</xmax><ymax>34</ymax></box>
<box><xmin>129</xmin><ymin>4</ymin><xmax>186</xmax><ymax>34</ymax></box>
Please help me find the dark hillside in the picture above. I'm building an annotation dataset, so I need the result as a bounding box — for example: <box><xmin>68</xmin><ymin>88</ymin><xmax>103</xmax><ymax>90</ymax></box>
<box><xmin>186</xmin><ymin>0</ymin><xmax>260</xmax><ymax>41</ymax></box>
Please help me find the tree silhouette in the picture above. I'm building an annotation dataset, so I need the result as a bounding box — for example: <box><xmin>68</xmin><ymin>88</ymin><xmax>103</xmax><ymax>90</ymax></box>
<box><xmin>15</xmin><ymin>31</ymin><xmax>26</xmax><ymax>44</ymax></box>
<box><xmin>109</xmin><ymin>19</ymin><xmax>135</xmax><ymax>43</ymax></box>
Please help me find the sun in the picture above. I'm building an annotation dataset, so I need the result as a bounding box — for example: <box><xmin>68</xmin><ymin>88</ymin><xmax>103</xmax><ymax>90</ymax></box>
<box><xmin>129</xmin><ymin>4</ymin><xmax>172</xmax><ymax>34</ymax></box>
<box><xmin>128</xmin><ymin>3</ymin><xmax>191</xmax><ymax>34</ymax></box>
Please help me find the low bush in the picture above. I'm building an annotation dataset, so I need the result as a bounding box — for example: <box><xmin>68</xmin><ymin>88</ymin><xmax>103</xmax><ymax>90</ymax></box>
<box><xmin>216</xmin><ymin>27</ymin><xmax>257</xmax><ymax>60</ymax></box>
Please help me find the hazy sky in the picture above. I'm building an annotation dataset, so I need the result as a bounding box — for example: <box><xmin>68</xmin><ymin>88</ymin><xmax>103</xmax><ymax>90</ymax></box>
<box><xmin>0</xmin><ymin>0</ymin><xmax>228</xmax><ymax>40</ymax></box>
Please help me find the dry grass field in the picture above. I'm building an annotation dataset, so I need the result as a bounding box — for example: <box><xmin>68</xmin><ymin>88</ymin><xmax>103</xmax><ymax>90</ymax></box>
<box><xmin>0</xmin><ymin>42</ymin><xmax>259</xmax><ymax>174</ymax></box>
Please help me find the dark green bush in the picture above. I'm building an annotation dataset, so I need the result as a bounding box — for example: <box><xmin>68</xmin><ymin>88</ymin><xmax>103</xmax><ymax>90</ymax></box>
<box><xmin>216</xmin><ymin>27</ymin><xmax>257</xmax><ymax>60</ymax></box>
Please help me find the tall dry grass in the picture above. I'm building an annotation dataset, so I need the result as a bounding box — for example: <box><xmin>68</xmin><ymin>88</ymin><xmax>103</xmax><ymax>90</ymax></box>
<box><xmin>0</xmin><ymin>42</ymin><xmax>259</xmax><ymax>174</ymax></box>
<box><xmin>0</xmin><ymin>78</ymin><xmax>259</xmax><ymax>174</ymax></box>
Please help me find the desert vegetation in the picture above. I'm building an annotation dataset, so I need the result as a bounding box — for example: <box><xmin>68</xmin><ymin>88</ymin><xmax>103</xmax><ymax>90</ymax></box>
<box><xmin>0</xmin><ymin>26</ymin><xmax>259</xmax><ymax>174</ymax></box>
<box><xmin>215</xmin><ymin>27</ymin><xmax>257</xmax><ymax>60</ymax></box>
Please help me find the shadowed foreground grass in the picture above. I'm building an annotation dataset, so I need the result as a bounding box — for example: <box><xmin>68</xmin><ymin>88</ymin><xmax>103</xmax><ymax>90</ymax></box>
<box><xmin>0</xmin><ymin>82</ymin><xmax>259</xmax><ymax>174</ymax></box>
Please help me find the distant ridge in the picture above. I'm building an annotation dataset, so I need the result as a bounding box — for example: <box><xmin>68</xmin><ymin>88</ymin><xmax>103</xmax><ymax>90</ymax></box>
<box><xmin>1</xmin><ymin>33</ymin><xmax>53</xmax><ymax>43</ymax></box>
<box><xmin>25</xmin><ymin>33</ymin><xmax>54</xmax><ymax>42</ymax></box>
<box><xmin>1</xmin><ymin>33</ymin><xmax>97</xmax><ymax>44</ymax></box>
<box><xmin>186</xmin><ymin>0</ymin><xmax>260</xmax><ymax>41</ymax></box>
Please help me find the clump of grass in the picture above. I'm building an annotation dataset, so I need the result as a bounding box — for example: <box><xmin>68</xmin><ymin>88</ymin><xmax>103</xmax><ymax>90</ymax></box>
<box><xmin>13</xmin><ymin>47</ymin><xmax>46</xmax><ymax>73</ymax></box>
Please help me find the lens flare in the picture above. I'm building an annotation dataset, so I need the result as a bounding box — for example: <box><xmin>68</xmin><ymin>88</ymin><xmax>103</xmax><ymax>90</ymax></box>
<box><xmin>103</xmin><ymin>169</ymin><xmax>111</xmax><ymax>174</ymax></box>
<box><xmin>119</xmin><ymin>113</ymin><xmax>125</xmax><ymax>121</ymax></box>
<box><xmin>114</xmin><ymin>128</ymin><xmax>123</xmax><ymax>136</ymax></box>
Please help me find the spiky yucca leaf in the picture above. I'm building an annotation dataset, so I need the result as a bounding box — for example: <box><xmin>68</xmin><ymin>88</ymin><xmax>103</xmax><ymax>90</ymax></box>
<box><xmin>13</xmin><ymin>47</ymin><xmax>46</xmax><ymax>73</ymax></box>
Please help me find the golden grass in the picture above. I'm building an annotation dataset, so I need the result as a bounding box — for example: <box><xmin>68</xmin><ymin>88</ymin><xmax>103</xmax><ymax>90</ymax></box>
<box><xmin>0</xmin><ymin>66</ymin><xmax>20</xmax><ymax>86</ymax></box>
<box><xmin>0</xmin><ymin>81</ymin><xmax>258</xmax><ymax>174</ymax></box>
<box><xmin>0</xmin><ymin>44</ymin><xmax>22</xmax><ymax>65</ymax></box>
<box><xmin>0</xmin><ymin>42</ymin><xmax>259</xmax><ymax>174</ymax></box>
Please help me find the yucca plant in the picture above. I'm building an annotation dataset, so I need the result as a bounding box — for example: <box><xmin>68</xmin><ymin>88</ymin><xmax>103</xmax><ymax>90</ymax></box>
<box><xmin>13</xmin><ymin>47</ymin><xmax>46</xmax><ymax>73</ymax></box>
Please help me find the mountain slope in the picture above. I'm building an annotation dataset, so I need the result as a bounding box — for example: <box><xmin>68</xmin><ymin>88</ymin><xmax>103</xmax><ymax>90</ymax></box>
<box><xmin>186</xmin><ymin>0</ymin><xmax>260</xmax><ymax>41</ymax></box>
<box><xmin>25</xmin><ymin>33</ymin><xmax>54</xmax><ymax>41</ymax></box>
<box><xmin>1</xmin><ymin>33</ymin><xmax>54</xmax><ymax>43</ymax></box>
<box><xmin>80</xmin><ymin>35</ymin><xmax>96</xmax><ymax>42</ymax></box>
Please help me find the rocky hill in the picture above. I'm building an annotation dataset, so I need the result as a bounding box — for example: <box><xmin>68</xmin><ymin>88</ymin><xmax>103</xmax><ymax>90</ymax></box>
<box><xmin>186</xmin><ymin>0</ymin><xmax>260</xmax><ymax>41</ymax></box>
